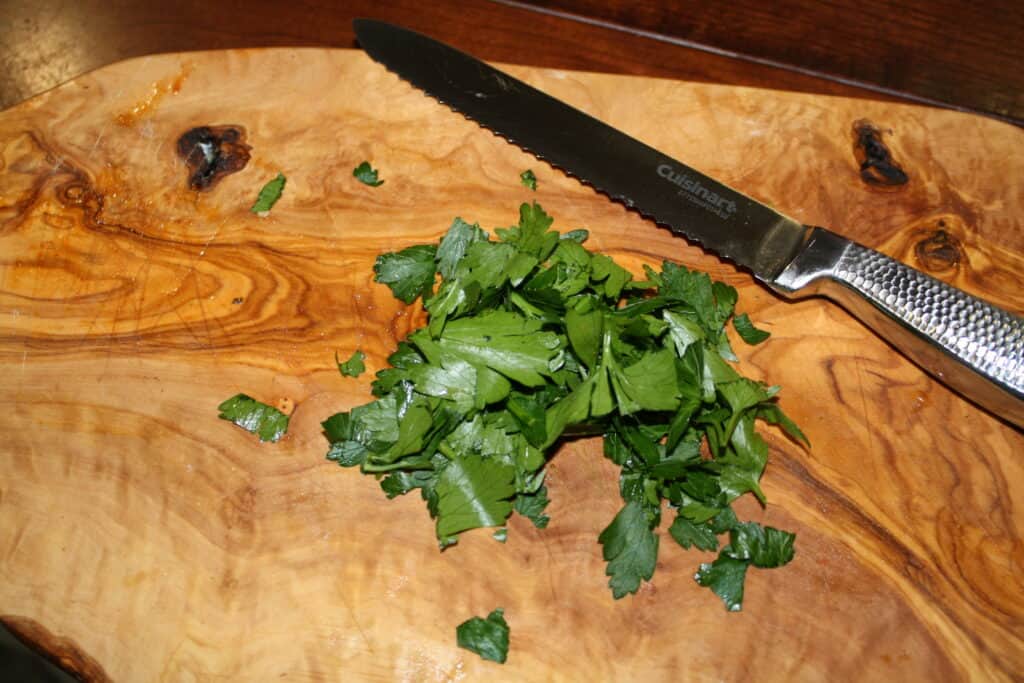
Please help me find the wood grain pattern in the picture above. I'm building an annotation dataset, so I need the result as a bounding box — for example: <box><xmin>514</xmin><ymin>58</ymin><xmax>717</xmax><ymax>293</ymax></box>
<box><xmin>520</xmin><ymin>0</ymin><xmax>1024</xmax><ymax>123</ymax></box>
<box><xmin>1</xmin><ymin>48</ymin><xmax>1023</xmax><ymax>681</ymax></box>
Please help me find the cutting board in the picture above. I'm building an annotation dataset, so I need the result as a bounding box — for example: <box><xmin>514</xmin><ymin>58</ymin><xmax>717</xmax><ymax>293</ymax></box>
<box><xmin>1</xmin><ymin>48</ymin><xmax>1022</xmax><ymax>682</ymax></box>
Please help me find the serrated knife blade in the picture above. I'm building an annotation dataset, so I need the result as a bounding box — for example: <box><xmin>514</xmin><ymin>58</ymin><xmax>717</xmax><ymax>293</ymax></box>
<box><xmin>353</xmin><ymin>19</ymin><xmax>1024</xmax><ymax>429</ymax></box>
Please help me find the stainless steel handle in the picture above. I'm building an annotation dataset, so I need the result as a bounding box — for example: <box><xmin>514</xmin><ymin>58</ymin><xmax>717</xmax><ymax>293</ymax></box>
<box><xmin>773</xmin><ymin>227</ymin><xmax>1024</xmax><ymax>429</ymax></box>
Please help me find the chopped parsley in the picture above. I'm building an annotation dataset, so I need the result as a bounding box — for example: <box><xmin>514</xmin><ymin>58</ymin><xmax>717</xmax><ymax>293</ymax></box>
<box><xmin>520</xmin><ymin>169</ymin><xmax>537</xmax><ymax>190</ymax></box>
<box><xmin>323</xmin><ymin>201</ymin><xmax>803</xmax><ymax>610</ymax></box>
<box><xmin>218</xmin><ymin>394</ymin><xmax>289</xmax><ymax>442</ymax></box>
<box><xmin>337</xmin><ymin>349</ymin><xmax>366</xmax><ymax>378</ymax></box>
<box><xmin>250</xmin><ymin>172</ymin><xmax>286</xmax><ymax>214</ymax></box>
<box><xmin>456</xmin><ymin>608</ymin><xmax>510</xmax><ymax>663</ymax></box>
<box><xmin>733</xmin><ymin>312</ymin><xmax>771</xmax><ymax>344</ymax></box>
<box><xmin>513</xmin><ymin>484</ymin><xmax>550</xmax><ymax>529</ymax></box>
<box><xmin>353</xmin><ymin>160</ymin><xmax>384</xmax><ymax>186</ymax></box>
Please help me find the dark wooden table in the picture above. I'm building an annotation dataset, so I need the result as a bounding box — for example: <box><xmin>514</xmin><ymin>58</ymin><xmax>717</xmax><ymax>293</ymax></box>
<box><xmin>2</xmin><ymin>0</ymin><xmax>1022</xmax><ymax>125</ymax></box>
<box><xmin>1</xmin><ymin>1</ymin><xmax>1021</xmax><ymax>679</ymax></box>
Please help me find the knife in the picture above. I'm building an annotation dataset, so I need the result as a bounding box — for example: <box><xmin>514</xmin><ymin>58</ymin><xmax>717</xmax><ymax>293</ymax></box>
<box><xmin>353</xmin><ymin>19</ymin><xmax>1024</xmax><ymax>429</ymax></box>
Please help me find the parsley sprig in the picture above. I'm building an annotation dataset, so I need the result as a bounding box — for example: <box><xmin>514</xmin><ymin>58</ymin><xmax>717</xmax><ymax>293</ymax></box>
<box><xmin>323</xmin><ymin>202</ymin><xmax>805</xmax><ymax>610</ymax></box>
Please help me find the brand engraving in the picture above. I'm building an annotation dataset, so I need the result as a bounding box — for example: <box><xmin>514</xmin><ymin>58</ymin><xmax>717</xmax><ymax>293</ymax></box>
<box><xmin>657</xmin><ymin>164</ymin><xmax>737</xmax><ymax>220</ymax></box>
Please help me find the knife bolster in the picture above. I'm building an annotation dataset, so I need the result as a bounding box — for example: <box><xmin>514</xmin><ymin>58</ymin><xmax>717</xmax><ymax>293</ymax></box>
<box><xmin>769</xmin><ymin>226</ymin><xmax>850</xmax><ymax>295</ymax></box>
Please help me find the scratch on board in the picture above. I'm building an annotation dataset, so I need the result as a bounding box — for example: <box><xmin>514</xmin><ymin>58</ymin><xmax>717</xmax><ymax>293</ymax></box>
<box><xmin>192</xmin><ymin>217</ymin><xmax>235</xmax><ymax>347</ymax></box>
<box><xmin>536</xmin><ymin>514</ymin><xmax>561</xmax><ymax>604</ymax></box>
<box><xmin>131</xmin><ymin>246</ymin><xmax>157</xmax><ymax>351</ymax></box>
<box><xmin>335</xmin><ymin>581</ymin><xmax>376</xmax><ymax>655</ymax></box>
<box><xmin>853</xmin><ymin>356</ymin><xmax>879</xmax><ymax>465</ymax></box>
<box><xmin>171</xmin><ymin>307</ymin><xmax>206</xmax><ymax>349</ymax></box>
<box><xmin>83</xmin><ymin>68</ymin><xmax>133</xmax><ymax>161</ymax></box>
<box><xmin>101</xmin><ymin>263</ymin><xmax>135</xmax><ymax>374</ymax></box>
<box><xmin>189</xmin><ymin>267</ymin><xmax>218</xmax><ymax>354</ymax></box>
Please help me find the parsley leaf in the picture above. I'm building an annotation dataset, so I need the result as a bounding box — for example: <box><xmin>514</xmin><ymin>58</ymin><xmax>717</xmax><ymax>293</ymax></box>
<box><xmin>758</xmin><ymin>403</ymin><xmax>810</xmax><ymax>447</ymax></box>
<box><xmin>694</xmin><ymin>521</ymin><xmax>796</xmax><ymax>611</ymax></box>
<box><xmin>598</xmin><ymin>501</ymin><xmax>659</xmax><ymax>598</ymax></box>
<box><xmin>725</xmin><ymin>522</ymin><xmax>796</xmax><ymax>568</ymax></box>
<box><xmin>326</xmin><ymin>439</ymin><xmax>367</xmax><ymax>467</ymax></box>
<box><xmin>660</xmin><ymin>262</ymin><xmax>717</xmax><ymax>331</ymax></box>
<box><xmin>406</xmin><ymin>356</ymin><xmax>480</xmax><ymax>411</ymax></box>
<box><xmin>608</xmin><ymin>348</ymin><xmax>680</xmax><ymax>415</ymax></box>
<box><xmin>733</xmin><ymin>312</ymin><xmax>771</xmax><ymax>344</ymax></box>
<box><xmin>709</xmin><ymin>507</ymin><xmax>740</xmax><ymax>534</ymax></box>
<box><xmin>435</xmin><ymin>311</ymin><xmax>562</xmax><ymax>387</ymax></box>
<box><xmin>561</xmin><ymin>228</ymin><xmax>588</xmax><ymax>243</ymax></box>
<box><xmin>379</xmin><ymin>470</ymin><xmax>434</xmax><ymax>499</ymax></box>
<box><xmin>507</xmin><ymin>394</ymin><xmax>548</xmax><ymax>447</ymax></box>
<box><xmin>250</xmin><ymin>172</ymin><xmax>286</xmax><ymax>214</ymax></box>
<box><xmin>435</xmin><ymin>452</ymin><xmax>517</xmax><ymax>539</ymax></box>
<box><xmin>520</xmin><ymin>169</ymin><xmax>537</xmax><ymax>190</ymax></box>
<box><xmin>218</xmin><ymin>394</ymin><xmax>289</xmax><ymax>442</ymax></box>
<box><xmin>353</xmin><ymin>160</ymin><xmax>384</xmax><ymax>186</ymax></box>
<box><xmin>695</xmin><ymin>555</ymin><xmax>748</xmax><ymax>612</ymax></box>
<box><xmin>373</xmin><ymin>244</ymin><xmax>437</xmax><ymax>304</ymax></box>
<box><xmin>513</xmin><ymin>485</ymin><xmax>551</xmax><ymax>529</ymax></box>
<box><xmin>336</xmin><ymin>349</ymin><xmax>366</xmax><ymax>377</ymax></box>
<box><xmin>496</xmin><ymin>202</ymin><xmax>558</xmax><ymax>261</ymax></box>
<box><xmin>668</xmin><ymin>514</ymin><xmax>719</xmax><ymax>552</ymax></box>
<box><xmin>590</xmin><ymin>253</ymin><xmax>632</xmax><ymax>299</ymax></box>
<box><xmin>456</xmin><ymin>608</ymin><xmax>510</xmax><ymax>663</ymax></box>
<box><xmin>437</xmin><ymin>217</ymin><xmax>488</xmax><ymax>279</ymax></box>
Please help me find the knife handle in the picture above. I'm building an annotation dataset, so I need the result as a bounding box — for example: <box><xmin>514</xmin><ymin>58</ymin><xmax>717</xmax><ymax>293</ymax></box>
<box><xmin>773</xmin><ymin>227</ymin><xmax>1024</xmax><ymax>429</ymax></box>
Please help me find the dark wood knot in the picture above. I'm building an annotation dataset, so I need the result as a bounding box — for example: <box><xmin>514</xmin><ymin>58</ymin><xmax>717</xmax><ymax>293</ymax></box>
<box><xmin>852</xmin><ymin>119</ymin><xmax>908</xmax><ymax>187</ymax></box>
<box><xmin>176</xmin><ymin>125</ymin><xmax>251</xmax><ymax>191</ymax></box>
<box><xmin>914</xmin><ymin>226</ymin><xmax>961</xmax><ymax>273</ymax></box>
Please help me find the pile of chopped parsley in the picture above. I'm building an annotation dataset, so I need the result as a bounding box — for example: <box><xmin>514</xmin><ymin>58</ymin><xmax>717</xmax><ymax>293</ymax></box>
<box><xmin>321</xmin><ymin>201</ymin><xmax>805</xmax><ymax>611</ymax></box>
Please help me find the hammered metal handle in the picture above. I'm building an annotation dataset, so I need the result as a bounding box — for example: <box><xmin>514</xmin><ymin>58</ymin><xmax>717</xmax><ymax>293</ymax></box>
<box><xmin>773</xmin><ymin>228</ymin><xmax>1024</xmax><ymax>428</ymax></box>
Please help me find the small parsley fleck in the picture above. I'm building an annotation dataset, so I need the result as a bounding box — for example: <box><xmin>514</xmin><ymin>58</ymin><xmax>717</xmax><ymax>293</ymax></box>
<box><xmin>519</xmin><ymin>169</ymin><xmax>537</xmax><ymax>190</ymax></box>
<box><xmin>733</xmin><ymin>313</ymin><xmax>771</xmax><ymax>344</ymax></box>
<box><xmin>353</xmin><ymin>161</ymin><xmax>384</xmax><ymax>186</ymax></box>
<box><xmin>337</xmin><ymin>350</ymin><xmax>366</xmax><ymax>378</ymax></box>
<box><xmin>250</xmin><ymin>172</ymin><xmax>286</xmax><ymax>214</ymax></box>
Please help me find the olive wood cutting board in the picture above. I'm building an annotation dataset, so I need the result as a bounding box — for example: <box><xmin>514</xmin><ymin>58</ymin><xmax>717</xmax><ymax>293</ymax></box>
<box><xmin>1</xmin><ymin>48</ymin><xmax>1022</xmax><ymax>682</ymax></box>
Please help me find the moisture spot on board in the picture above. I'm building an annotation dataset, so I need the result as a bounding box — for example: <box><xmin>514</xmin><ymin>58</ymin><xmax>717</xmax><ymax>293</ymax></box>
<box><xmin>852</xmin><ymin>119</ymin><xmax>908</xmax><ymax>187</ymax></box>
<box><xmin>176</xmin><ymin>125</ymin><xmax>251</xmax><ymax>191</ymax></box>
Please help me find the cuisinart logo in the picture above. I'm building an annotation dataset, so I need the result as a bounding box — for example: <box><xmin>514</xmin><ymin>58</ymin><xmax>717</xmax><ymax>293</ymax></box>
<box><xmin>657</xmin><ymin>164</ymin><xmax>737</xmax><ymax>220</ymax></box>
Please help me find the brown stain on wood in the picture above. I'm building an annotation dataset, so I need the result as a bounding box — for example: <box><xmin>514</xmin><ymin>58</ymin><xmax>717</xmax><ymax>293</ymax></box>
<box><xmin>1</xmin><ymin>49</ymin><xmax>1023</xmax><ymax>682</ymax></box>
